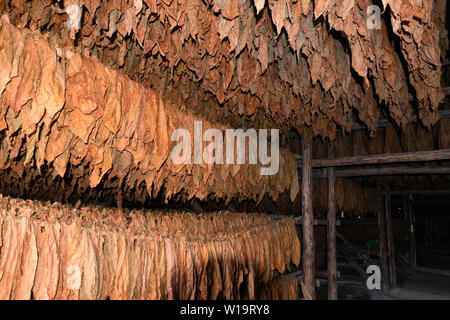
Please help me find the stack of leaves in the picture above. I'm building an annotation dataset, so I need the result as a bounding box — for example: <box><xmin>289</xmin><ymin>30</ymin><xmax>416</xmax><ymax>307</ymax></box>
<box><xmin>0</xmin><ymin>17</ymin><xmax>299</xmax><ymax>205</ymax></box>
<box><xmin>0</xmin><ymin>194</ymin><xmax>301</xmax><ymax>300</ymax></box>
<box><xmin>1</xmin><ymin>0</ymin><xmax>446</xmax><ymax>138</ymax></box>
<box><xmin>257</xmin><ymin>276</ymin><xmax>299</xmax><ymax>300</ymax></box>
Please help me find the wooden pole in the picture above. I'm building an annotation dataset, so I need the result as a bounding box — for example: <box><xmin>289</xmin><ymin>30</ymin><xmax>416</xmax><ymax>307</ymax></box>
<box><xmin>377</xmin><ymin>182</ymin><xmax>390</xmax><ymax>293</ymax></box>
<box><xmin>408</xmin><ymin>196</ymin><xmax>417</xmax><ymax>272</ymax></box>
<box><xmin>327</xmin><ymin>140</ymin><xmax>338</xmax><ymax>300</ymax></box>
<box><xmin>385</xmin><ymin>186</ymin><xmax>397</xmax><ymax>287</ymax></box>
<box><xmin>301</xmin><ymin>136</ymin><xmax>315</xmax><ymax>299</ymax></box>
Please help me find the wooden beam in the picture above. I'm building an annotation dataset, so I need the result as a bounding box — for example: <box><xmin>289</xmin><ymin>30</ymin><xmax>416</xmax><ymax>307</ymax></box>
<box><xmin>297</xmin><ymin>149</ymin><xmax>450</xmax><ymax>169</ymax></box>
<box><xmin>308</xmin><ymin>165</ymin><xmax>450</xmax><ymax>179</ymax></box>
<box><xmin>301</xmin><ymin>136</ymin><xmax>315</xmax><ymax>300</ymax></box>
<box><xmin>385</xmin><ymin>187</ymin><xmax>397</xmax><ymax>288</ymax></box>
<box><xmin>377</xmin><ymin>182</ymin><xmax>390</xmax><ymax>293</ymax></box>
<box><xmin>327</xmin><ymin>140</ymin><xmax>338</xmax><ymax>300</ymax></box>
<box><xmin>337</xmin><ymin>165</ymin><xmax>450</xmax><ymax>177</ymax></box>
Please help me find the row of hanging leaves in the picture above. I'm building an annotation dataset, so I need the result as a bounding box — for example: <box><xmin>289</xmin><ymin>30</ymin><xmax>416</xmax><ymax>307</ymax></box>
<box><xmin>0</xmin><ymin>16</ymin><xmax>299</xmax><ymax>205</ymax></box>
<box><xmin>1</xmin><ymin>0</ymin><xmax>446</xmax><ymax>139</ymax></box>
<box><xmin>0</xmin><ymin>194</ymin><xmax>300</xmax><ymax>300</ymax></box>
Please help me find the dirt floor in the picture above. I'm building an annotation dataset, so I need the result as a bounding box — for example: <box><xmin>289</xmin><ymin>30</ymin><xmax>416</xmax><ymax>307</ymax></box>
<box><xmin>391</xmin><ymin>271</ymin><xmax>450</xmax><ymax>299</ymax></box>
<box><xmin>370</xmin><ymin>270</ymin><xmax>450</xmax><ymax>300</ymax></box>
<box><xmin>334</xmin><ymin>259</ymin><xmax>450</xmax><ymax>300</ymax></box>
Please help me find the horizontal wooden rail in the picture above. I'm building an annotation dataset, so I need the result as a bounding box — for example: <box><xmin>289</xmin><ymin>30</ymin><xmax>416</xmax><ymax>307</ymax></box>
<box><xmin>296</xmin><ymin>149</ymin><xmax>450</xmax><ymax>169</ymax></box>
<box><xmin>305</xmin><ymin>165</ymin><xmax>450</xmax><ymax>179</ymax></box>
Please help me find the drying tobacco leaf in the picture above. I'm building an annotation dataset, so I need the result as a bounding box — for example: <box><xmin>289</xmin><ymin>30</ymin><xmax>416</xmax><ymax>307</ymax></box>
<box><xmin>0</xmin><ymin>1</ymin><xmax>444</xmax><ymax>139</ymax></box>
<box><xmin>0</xmin><ymin>18</ymin><xmax>299</xmax><ymax>205</ymax></box>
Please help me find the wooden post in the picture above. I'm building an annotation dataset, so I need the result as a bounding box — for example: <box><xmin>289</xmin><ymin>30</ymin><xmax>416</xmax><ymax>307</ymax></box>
<box><xmin>385</xmin><ymin>186</ymin><xmax>397</xmax><ymax>287</ymax></box>
<box><xmin>377</xmin><ymin>182</ymin><xmax>390</xmax><ymax>293</ymax></box>
<box><xmin>408</xmin><ymin>196</ymin><xmax>417</xmax><ymax>271</ymax></box>
<box><xmin>327</xmin><ymin>140</ymin><xmax>337</xmax><ymax>300</ymax></box>
<box><xmin>301</xmin><ymin>136</ymin><xmax>315</xmax><ymax>299</ymax></box>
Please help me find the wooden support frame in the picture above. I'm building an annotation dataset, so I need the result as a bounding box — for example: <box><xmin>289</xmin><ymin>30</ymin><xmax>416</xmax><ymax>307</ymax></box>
<box><xmin>384</xmin><ymin>187</ymin><xmax>397</xmax><ymax>288</ymax></box>
<box><xmin>307</xmin><ymin>165</ymin><xmax>450</xmax><ymax>179</ymax></box>
<box><xmin>296</xmin><ymin>149</ymin><xmax>450</xmax><ymax>168</ymax></box>
<box><xmin>291</xmin><ymin>107</ymin><xmax>450</xmax><ymax>298</ymax></box>
<box><xmin>301</xmin><ymin>136</ymin><xmax>315</xmax><ymax>299</ymax></box>
<box><xmin>327</xmin><ymin>140</ymin><xmax>338</xmax><ymax>300</ymax></box>
<box><xmin>377</xmin><ymin>182</ymin><xmax>390</xmax><ymax>293</ymax></box>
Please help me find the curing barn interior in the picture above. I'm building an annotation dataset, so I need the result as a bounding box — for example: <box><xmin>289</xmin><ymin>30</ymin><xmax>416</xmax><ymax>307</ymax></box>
<box><xmin>0</xmin><ymin>0</ymin><xmax>449</xmax><ymax>302</ymax></box>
